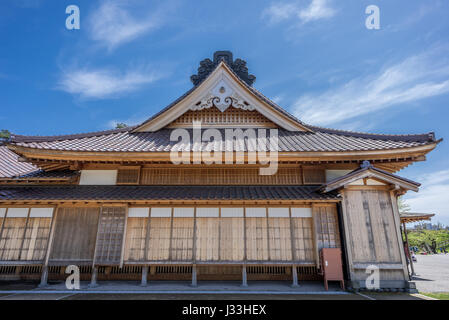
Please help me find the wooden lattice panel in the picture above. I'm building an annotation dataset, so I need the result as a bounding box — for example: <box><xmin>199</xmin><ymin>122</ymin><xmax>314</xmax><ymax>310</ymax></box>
<box><xmin>291</xmin><ymin>218</ymin><xmax>315</xmax><ymax>262</ymax></box>
<box><xmin>20</xmin><ymin>217</ymin><xmax>52</xmax><ymax>261</ymax></box>
<box><xmin>94</xmin><ymin>206</ymin><xmax>127</xmax><ymax>265</ymax></box>
<box><xmin>268</xmin><ymin>218</ymin><xmax>292</xmax><ymax>261</ymax></box>
<box><xmin>116</xmin><ymin>168</ymin><xmax>140</xmax><ymax>185</ymax></box>
<box><xmin>246</xmin><ymin>218</ymin><xmax>269</xmax><ymax>261</ymax></box>
<box><xmin>195</xmin><ymin>218</ymin><xmax>220</xmax><ymax>261</ymax></box>
<box><xmin>147</xmin><ymin>217</ymin><xmax>171</xmax><ymax>261</ymax></box>
<box><xmin>303</xmin><ymin>168</ymin><xmax>326</xmax><ymax>185</ymax></box>
<box><xmin>0</xmin><ymin>218</ymin><xmax>27</xmax><ymax>260</ymax></box>
<box><xmin>124</xmin><ymin>217</ymin><xmax>147</xmax><ymax>261</ymax></box>
<box><xmin>167</xmin><ymin>107</ymin><xmax>277</xmax><ymax>128</ymax></box>
<box><xmin>140</xmin><ymin>167</ymin><xmax>302</xmax><ymax>185</ymax></box>
<box><xmin>313</xmin><ymin>205</ymin><xmax>341</xmax><ymax>250</ymax></box>
<box><xmin>170</xmin><ymin>218</ymin><xmax>194</xmax><ymax>261</ymax></box>
<box><xmin>219</xmin><ymin>218</ymin><xmax>244</xmax><ymax>261</ymax></box>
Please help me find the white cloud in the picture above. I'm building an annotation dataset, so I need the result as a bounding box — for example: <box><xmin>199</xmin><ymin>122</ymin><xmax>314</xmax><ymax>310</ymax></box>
<box><xmin>298</xmin><ymin>0</ymin><xmax>335</xmax><ymax>23</ymax></box>
<box><xmin>58</xmin><ymin>67</ymin><xmax>160</xmax><ymax>99</ymax></box>
<box><xmin>262</xmin><ymin>0</ymin><xmax>335</xmax><ymax>25</ymax></box>
<box><xmin>261</xmin><ymin>3</ymin><xmax>297</xmax><ymax>24</ymax></box>
<box><xmin>88</xmin><ymin>0</ymin><xmax>163</xmax><ymax>50</ymax></box>
<box><xmin>293</xmin><ymin>49</ymin><xmax>449</xmax><ymax>126</ymax></box>
<box><xmin>405</xmin><ymin>169</ymin><xmax>449</xmax><ymax>226</ymax></box>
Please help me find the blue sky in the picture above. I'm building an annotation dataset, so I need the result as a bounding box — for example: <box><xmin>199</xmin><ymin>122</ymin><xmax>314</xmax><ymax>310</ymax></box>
<box><xmin>1</xmin><ymin>0</ymin><xmax>449</xmax><ymax>225</ymax></box>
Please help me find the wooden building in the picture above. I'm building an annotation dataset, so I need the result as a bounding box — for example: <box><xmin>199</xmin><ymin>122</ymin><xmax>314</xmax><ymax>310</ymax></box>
<box><xmin>0</xmin><ymin>51</ymin><xmax>440</xmax><ymax>290</ymax></box>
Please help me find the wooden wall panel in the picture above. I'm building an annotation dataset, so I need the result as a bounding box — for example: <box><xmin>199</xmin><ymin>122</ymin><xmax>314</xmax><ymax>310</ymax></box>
<box><xmin>376</xmin><ymin>191</ymin><xmax>401</xmax><ymax>263</ymax></box>
<box><xmin>196</xmin><ymin>218</ymin><xmax>219</xmax><ymax>261</ymax></box>
<box><xmin>246</xmin><ymin>218</ymin><xmax>269</xmax><ymax>261</ymax></box>
<box><xmin>343</xmin><ymin>190</ymin><xmax>403</xmax><ymax>264</ymax></box>
<box><xmin>147</xmin><ymin>218</ymin><xmax>171</xmax><ymax>261</ymax></box>
<box><xmin>343</xmin><ymin>191</ymin><xmax>373</xmax><ymax>263</ymax></box>
<box><xmin>124</xmin><ymin>217</ymin><xmax>147</xmax><ymax>261</ymax></box>
<box><xmin>20</xmin><ymin>218</ymin><xmax>51</xmax><ymax>261</ymax></box>
<box><xmin>0</xmin><ymin>218</ymin><xmax>27</xmax><ymax>260</ymax></box>
<box><xmin>50</xmin><ymin>207</ymin><xmax>100</xmax><ymax>261</ymax></box>
<box><xmin>94</xmin><ymin>207</ymin><xmax>127</xmax><ymax>264</ymax></box>
<box><xmin>220</xmin><ymin>218</ymin><xmax>244</xmax><ymax>261</ymax></box>
<box><xmin>170</xmin><ymin>218</ymin><xmax>194</xmax><ymax>261</ymax></box>
<box><xmin>268</xmin><ymin>218</ymin><xmax>292</xmax><ymax>261</ymax></box>
<box><xmin>291</xmin><ymin>218</ymin><xmax>315</xmax><ymax>262</ymax></box>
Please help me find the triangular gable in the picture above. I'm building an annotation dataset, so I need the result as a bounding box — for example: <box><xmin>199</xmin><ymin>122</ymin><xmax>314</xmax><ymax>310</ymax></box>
<box><xmin>319</xmin><ymin>161</ymin><xmax>421</xmax><ymax>193</ymax></box>
<box><xmin>133</xmin><ymin>61</ymin><xmax>310</xmax><ymax>132</ymax></box>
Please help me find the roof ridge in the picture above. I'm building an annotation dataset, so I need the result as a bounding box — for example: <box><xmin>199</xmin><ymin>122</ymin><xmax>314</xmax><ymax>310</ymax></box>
<box><xmin>305</xmin><ymin>124</ymin><xmax>436</xmax><ymax>143</ymax></box>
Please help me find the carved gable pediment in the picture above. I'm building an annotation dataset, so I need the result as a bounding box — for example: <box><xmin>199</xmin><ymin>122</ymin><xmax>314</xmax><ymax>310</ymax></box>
<box><xmin>134</xmin><ymin>57</ymin><xmax>310</xmax><ymax>132</ymax></box>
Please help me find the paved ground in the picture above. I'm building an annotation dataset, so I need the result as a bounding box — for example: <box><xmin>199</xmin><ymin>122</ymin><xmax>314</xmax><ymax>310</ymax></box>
<box><xmin>0</xmin><ymin>280</ymin><xmax>427</xmax><ymax>300</ymax></box>
<box><xmin>412</xmin><ymin>254</ymin><xmax>449</xmax><ymax>293</ymax></box>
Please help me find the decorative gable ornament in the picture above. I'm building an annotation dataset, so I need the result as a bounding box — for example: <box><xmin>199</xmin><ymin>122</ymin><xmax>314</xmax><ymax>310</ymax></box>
<box><xmin>191</xmin><ymin>79</ymin><xmax>256</xmax><ymax>113</ymax></box>
<box><xmin>190</xmin><ymin>51</ymin><xmax>256</xmax><ymax>86</ymax></box>
<box><xmin>133</xmin><ymin>51</ymin><xmax>310</xmax><ymax>132</ymax></box>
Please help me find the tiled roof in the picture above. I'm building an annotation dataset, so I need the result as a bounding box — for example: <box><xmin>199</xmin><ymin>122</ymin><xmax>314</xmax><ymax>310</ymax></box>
<box><xmin>318</xmin><ymin>161</ymin><xmax>421</xmax><ymax>193</ymax></box>
<box><xmin>0</xmin><ymin>146</ymin><xmax>38</xmax><ymax>178</ymax></box>
<box><xmin>0</xmin><ymin>185</ymin><xmax>339</xmax><ymax>201</ymax></box>
<box><xmin>9</xmin><ymin>128</ymin><xmax>436</xmax><ymax>153</ymax></box>
<box><xmin>0</xmin><ymin>169</ymin><xmax>78</xmax><ymax>181</ymax></box>
<box><xmin>400</xmin><ymin>212</ymin><xmax>435</xmax><ymax>223</ymax></box>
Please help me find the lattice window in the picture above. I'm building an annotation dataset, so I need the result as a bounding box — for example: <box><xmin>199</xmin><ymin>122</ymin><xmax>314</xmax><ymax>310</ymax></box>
<box><xmin>116</xmin><ymin>167</ymin><xmax>140</xmax><ymax>185</ymax></box>
<box><xmin>291</xmin><ymin>218</ymin><xmax>315</xmax><ymax>262</ymax></box>
<box><xmin>303</xmin><ymin>168</ymin><xmax>325</xmax><ymax>185</ymax></box>
<box><xmin>94</xmin><ymin>206</ymin><xmax>127</xmax><ymax>265</ymax></box>
<box><xmin>313</xmin><ymin>206</ymin><xmax>341</xmax><ymax>249</ymax></box>
<box><xmin>140</xmin><ymin>167</ymin><xmax>302</xmax><ymax>185</ymax></box>
<box><xmin>167</xmin><ymin>107</ymin><xmax>277</xmax><ymax>128</ymax></box>
<box><xmin>170</xmin><ymin>218</ymin><xmax>194</xmax><ymax>261</ymax></box>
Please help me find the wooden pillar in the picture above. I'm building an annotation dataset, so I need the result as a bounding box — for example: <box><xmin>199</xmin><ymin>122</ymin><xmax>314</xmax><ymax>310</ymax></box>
<box><xmin>141</xmin><ymin>266</ymin><xmax>149</xmax><ymax>286</ymax></box>
<box><xmin>389</xmin><ymin>191</ymin><xmax>411</xmax><ymax>281</ymax></box>
<box><xmin>38</xmin><ymin>266</ymin><xmax>49</xmax><ymax>288</ymax></box>
<box><xmin>403</xmin><ymin>222</ymin><xmax>415</xmax><ymax>276</ymax></box>
<box><xmin>39</xmin><ymin>206</ymin><xmax>58</xmax><ymax>288</ymax></box>
<box><xmin>191</xmin><ymin>264</ymin><xmax>197</xmax><ymax>287</ymax></box>
<box><xmin>89</xmin><ymin>267</ymin><xmax>98</xmax><ymax>288</ymax></box>
<box><xmin>17</xmin><ymin>208</ymin><xmax>31</xmax><ymax>261</ymax></box>
<box><xmin>119</xmin><ymin>206</ymin><xmax>129</xmax><ymax>268</ymax></box>
<box><xmin>241</xmin><ymin>265</ymin><xmax>248</xmax><ymax>287</ymax></box>
<box><xmin>291</xmin><ymin>265</ymin><xmax>299</xmax><ymax>288</ymax></box>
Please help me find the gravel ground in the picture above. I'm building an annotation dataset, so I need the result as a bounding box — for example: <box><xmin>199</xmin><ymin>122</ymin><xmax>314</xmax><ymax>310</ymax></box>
<box><xmin>412</xmin><ymin>254</ymin><xmax>449</xmax><ymax>293</ymax></box>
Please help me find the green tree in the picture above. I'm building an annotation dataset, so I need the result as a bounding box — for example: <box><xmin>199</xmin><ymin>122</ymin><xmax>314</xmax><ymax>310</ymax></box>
<box><xmin>115</xmin><ymin>123</ymin><xmax>128</xmax><ymax>129</ymax></box>
<box><xmin>0</xmin><ymin>129</ymin><xmax>11</xmax><ymax>139</ymax></box>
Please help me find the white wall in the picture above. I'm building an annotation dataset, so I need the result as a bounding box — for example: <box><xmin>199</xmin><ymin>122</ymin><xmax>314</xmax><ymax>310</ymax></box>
<box><xmin>291</xmin><ymin>207</ymin><xmax>312</xmax><ymax>218</ymax></box>
<box><xmin>79</xmin><ymin>170</ymin><xmax>118</xmax><ymax>185</ymax></box>
<box><xmin>128</xmin><ymin>208</ymin><xmax>150</xmax><ymax>217</ymax></box>
<box><xmin>30</xmin><ymin>208</ymin><xmax>53</xmax><ymax>218</ymax></box>
<box><xmin>197</xmin><ymin>208</ymin><xmax>219</xmax><ymax>217</ymax></box>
